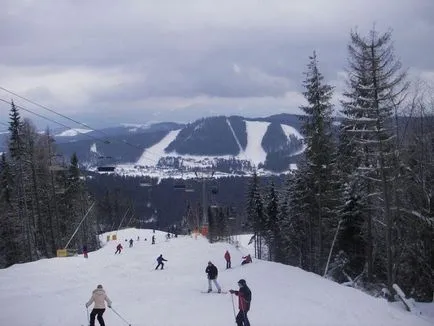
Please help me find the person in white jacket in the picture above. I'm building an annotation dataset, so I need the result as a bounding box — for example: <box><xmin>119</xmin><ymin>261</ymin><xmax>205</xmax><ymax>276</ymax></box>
<box><xmin>85</xmin><ymin>284</ymin><xmax>112</xmax><ymax>326</ymax></box>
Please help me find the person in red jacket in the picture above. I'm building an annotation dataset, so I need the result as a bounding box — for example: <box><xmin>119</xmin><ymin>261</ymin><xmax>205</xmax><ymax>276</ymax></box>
<box><xmin>224</xmin><ymin>250</ymin><xmax>231</xmax><ymax>269</ymax></box>
<box><xmin>230</xmin><ymin>279</ymin><xmax>252</xmax><ymax>326</ymax></box>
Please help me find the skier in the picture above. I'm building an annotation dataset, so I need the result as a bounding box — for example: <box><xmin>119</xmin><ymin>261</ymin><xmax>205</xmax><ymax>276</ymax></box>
<box><xmin>151</xmin><ymin>235</ymin><xmax>155</xmax><ymax>244</ymax></box>
<box><xmin>83</xmin><ymin>245</ymin><xmax>88</xmax><ymax>259</ymax></box>
<box><xmin>205</xmin><ymin>261</ymin><xmax>221</xmax><ymax>293</ymax></box>
<box><xmin>85</xmin><ymin>284</ymin><xmax>112</xmax><ymax>326</ymax></box>
<box><xmin>114</xmin><ymin>243</ymin><xmax>123</xmax><ymax>254</ymax></box>
<box><xmin>229</xmin><ymin>279</ymin><xmax>252</xmax><ymax>326</ymax></box>
<box><xmin>241</xmin><ymin>254</ymin><xmax>252</xmax><ymax>265</ymax></box>
<box><xmin>155</xmin><ymin>254</ymin><xmax>167</xmax><ymax>270</ymax></box>
<box><xmin>224</xmin><ymin>250</ymin><xmax>231</xmax><ymax>269</ymax></box>
<box><xmin>129</xmin><ymin>239</ymin><xmax>133</xmax><ymax>248</ymax></box>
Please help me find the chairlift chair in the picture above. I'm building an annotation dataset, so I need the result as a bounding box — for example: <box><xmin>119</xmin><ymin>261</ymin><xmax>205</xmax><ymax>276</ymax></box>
<box><xmin>174</xmin><ymin>182</ymin><xmax>186</xmax><ymax>190</ymax></box>
<box><xmin>55</xmin><ymin>188</ymin><xmax>66</xmax><ymax>195</ymax></box>
<box><xmin>49</xmin><ymin>165</ymin><xmax>67</xmax><ymax>172</ymax></box>
<box><xmin>97</xmin><ymin>166</ymin><xmax>115</xmax><ymax>172</ymax></box>
<box><xmin>97</xmin><ymin>156</ymin><xmax>115</xmax><ymax>173</ymax></box>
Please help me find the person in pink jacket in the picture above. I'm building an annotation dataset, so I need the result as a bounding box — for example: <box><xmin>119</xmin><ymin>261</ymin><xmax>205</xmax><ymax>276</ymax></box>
<box><xmin>85</xmin><ymin>284</ymin><xmax>112</xmax><ymax>326</ymax></box>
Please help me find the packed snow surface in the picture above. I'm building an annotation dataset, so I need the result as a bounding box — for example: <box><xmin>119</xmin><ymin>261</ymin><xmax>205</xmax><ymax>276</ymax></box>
<box><xmin>136</xmin><ymin>129</ymin><xmax>181</xmax><ymax>166</ymax></box>
<box><xmin>242</xmin><ymin>120</ymin><xmax>269</xmax><ymax>166</ymax></box>
<box><xmin>0</xmin><ymin>229</ymin><xmax>431</xmax><ymax>326</ymax></box>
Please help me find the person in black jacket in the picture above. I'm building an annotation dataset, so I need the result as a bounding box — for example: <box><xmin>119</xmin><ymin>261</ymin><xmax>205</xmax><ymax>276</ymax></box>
<box><xmin>155</xmin><ymin>254</ymin><xmax>167</xmax><ymax>270</ymax></box>
<box><xmin>230</xmin><ymin>279</ymin><xmax>252</xmax><ymax>326</ymax></box>
<box><xmin>205</xmin><ymin>261</ymin><xmax>222</xmax><ymax>293</ymax></box>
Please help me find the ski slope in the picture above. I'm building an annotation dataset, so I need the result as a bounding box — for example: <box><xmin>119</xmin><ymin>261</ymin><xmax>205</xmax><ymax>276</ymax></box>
<box><xmin>0</xmin><ymin>229</ymin><xmax>431</xmax><ymax>326</ymax></box>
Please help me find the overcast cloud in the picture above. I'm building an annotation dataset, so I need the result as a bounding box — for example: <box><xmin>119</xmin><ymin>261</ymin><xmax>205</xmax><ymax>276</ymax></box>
<box><xmin>0</xmin><ymin>0</ymin><xmax>433</xmax><ymax>128</ymax></box>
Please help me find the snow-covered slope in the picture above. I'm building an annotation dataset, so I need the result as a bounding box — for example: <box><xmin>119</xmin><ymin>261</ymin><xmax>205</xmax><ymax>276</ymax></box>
<box><xmin>56</xmin><ymin>128</ymin><xmax>93</xmax><ymax>137</ymax></box>
<box><xmin>241</xmin><ymin>120</ymin><xmax>269</xmax><ymax>166</ymax></box>
<box><xmin>0</xmin><ymin>228</ymin><xmax>431</xmax><ymax>326</ymax></box>
<box><xmin>136</xmin><ymin>129</ymin><xmax>181</xmax><ymax>167</ymax></box>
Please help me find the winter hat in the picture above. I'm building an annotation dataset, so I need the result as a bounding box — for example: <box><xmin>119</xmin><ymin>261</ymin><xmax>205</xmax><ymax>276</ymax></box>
<box><xmin>238</xmin><ymin>279</ymin><xmax>246</xmax><ymax>286</ymax></box>
<box><xmin>97</xmin><ymin>284</ymin><xmax>103</xmax><ymax>289</ymax></box>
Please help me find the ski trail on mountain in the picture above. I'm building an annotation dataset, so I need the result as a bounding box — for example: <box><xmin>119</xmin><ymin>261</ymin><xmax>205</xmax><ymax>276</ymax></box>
<box><xmin>243</xmin><ymin>120</ymin><xmax>269</xmax><ymax>166</ymax></box>
<box><xmin>281</xmin><ymin>124</ymin><xmax>303</xmax><ymax>140</ymax></box>
<box><xmin>281</xmin><ymin>124</ymin><xmax>306</xmax><ymax>156</ymax></box>
<box><xmin>226</xmin><ymin>118</ymin><xmax>243</xmax><ymax>153</ymax></box>
<box><xmin>136</xmin><ymin>129</ymin><xmax>181</xmax><ymax>166</ymax></box>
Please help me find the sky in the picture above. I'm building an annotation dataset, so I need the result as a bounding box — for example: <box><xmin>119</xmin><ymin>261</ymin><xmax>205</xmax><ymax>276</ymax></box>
<box><xmin>0</xmin><ymin>228</ymin><xmax>432</xmax><ymax>326</ymax></box>
<box><xmin>0</xmin><ymin>0</ymin><xmax>433</xmax><ymax>129</ymax></box>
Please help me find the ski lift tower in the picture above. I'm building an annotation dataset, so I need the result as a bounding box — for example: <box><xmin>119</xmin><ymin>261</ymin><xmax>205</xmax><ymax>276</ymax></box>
<box><xmin>194</xmin><ymin>167</ymin><xmax>215</xmax><ymax>234</ymax></box>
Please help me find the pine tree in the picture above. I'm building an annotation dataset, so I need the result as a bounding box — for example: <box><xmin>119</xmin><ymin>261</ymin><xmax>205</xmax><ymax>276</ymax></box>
<box><xmin>8</xmin><ymin>101</ymin><xmax>22</xmax><ymax>160</ymax></box>
<box><xmin>245</xmin><ymin>171</ymin><xmax>265</xmax><ymax>258</ymax></box>
<box><xmin>8</xmin><ymin>102</ymin><xmax>36</xmax><ymax>261</ymax></box>
<box><xmin>264</xmin><ymin>181</ymin><xmax>280</xmax><ymax>261</ymax></box>
<box><xmin>341</xmin><ymin>29</ymin><xmax>408</xmax><ymax>297</ymax></box>
<box><xmin>285</xmin><ymin>169</ymin><xmax>311</xmax><ymax>269</ymax></box>
<box><xmin>296</xmin><ymin>52</ymin><xmax>341</xmax><ymax>274</ymax></box>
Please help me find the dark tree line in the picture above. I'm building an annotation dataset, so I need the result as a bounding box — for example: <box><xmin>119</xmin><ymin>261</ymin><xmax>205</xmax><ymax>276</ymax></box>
<box><xmin>244</xmin><ymin>29</ymin><xmax>433</xmax><ymax>302</ymax></box>
<box><xmin>0</xmin><ymin>102</ymin><xmax>99</xmax><ymax>268</ymax></box>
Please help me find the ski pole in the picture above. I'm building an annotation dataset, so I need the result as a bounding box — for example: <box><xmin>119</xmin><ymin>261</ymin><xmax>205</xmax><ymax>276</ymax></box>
<box><xmin>110</xmin><ymin>307</ymin><xmax>132</xmax><ymax>326</ymax></box>
<box><xmin>230</xmin><ymin>293</ymin><xmax>236</xmax><ymax>319</ymax></box>
<box><xmin>86</xmin><ymin>306</ymin><xmax>90</xmax><ymax>325</ymax></box>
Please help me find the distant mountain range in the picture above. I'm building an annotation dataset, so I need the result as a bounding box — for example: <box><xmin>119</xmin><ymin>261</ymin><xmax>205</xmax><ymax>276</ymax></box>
<box><xmin>1</xmin><ymin>114</ymin><xmax>306</xmax><ymax>177</ymax></box>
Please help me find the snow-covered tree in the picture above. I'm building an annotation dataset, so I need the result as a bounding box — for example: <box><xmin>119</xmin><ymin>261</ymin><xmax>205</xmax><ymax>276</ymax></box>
<box><xmin>292</xmin><ymin>52</ymin><xmax>342</xmax><ymax>274</ymax></box>
<box><xmin>340</xmin><ymin>29</ymin><xmax>408</xmax><ymax>298</ymax></box>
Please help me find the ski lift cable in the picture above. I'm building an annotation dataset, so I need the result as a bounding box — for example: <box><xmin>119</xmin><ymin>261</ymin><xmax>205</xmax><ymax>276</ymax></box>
<box><xmin>0</xmin><ymin>89</ymin><xmax>163</xmax><ymax>162</ymax></box>
<box><xmin>0</xmin><ymin>86</ymin><xmax>105</xmax><ymax>137</ymax></box>
<box><xmin>0</xmin><ymin>98</ymin><xmax>111</xmax><ymax>145</ymax></box>
<box><xmin>1</xmin><ymin>86</ymin><xmax>160</xmax><ymax>159</ymax></box>
<box><xmin>116</xmin><ymin>206</ymin><xmax>131</xmax><ymax>233</ymax></box>
<box><xmin>64</xmin><ymin>202</ymin><xmax>96</xmax><ymax>249</ymax></box>
<box><xmin>0</xmin><ymin>97</ymin><xmax>162</xmax><ymax>165</ymax></box>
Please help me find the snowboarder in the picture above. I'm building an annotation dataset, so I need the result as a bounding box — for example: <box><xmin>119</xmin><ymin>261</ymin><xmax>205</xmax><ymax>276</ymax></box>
<box><xmin>114</xmin><ymin>243</ymin><xmax>123</xmax><ymax>254</ymax></box>
<box><xmin>129</xmin><ymin>239</ymin><xmax>133</xmax><ymax>248</ymax></box>
<box><xmin>224</xmin><ymin>250</ymin><xmax>231</xmax><ymax>269</ymax></box>
<box><xmin>205</xmin><ymin>261</ymin><xmax>221</xmax><ymax>293</ymax></box>
<box><xmin>85</xmin><ymin>284</ymin><xmax>112</xmax><ymax>326</ymax></box>
<box><xmin>155</xmin><ymin>254</ymin><xmax>167</xmax><ymax>270</ymax></box>
<box><xmin>151</xmin><ymin>235</ymin><xmax>155</xmax><ymax>244</ymax></box>
<box><xmin>83</xmin><ymin>245</ymin><xmax>88</xmax><ymax>259</ymax></box>
<box><xmin>230</xmin><ymin>279</ymin><xmax>252</xmax><ymax>326</ymax></box>
<box><xmin>241</xmin><ymin>254</ymin><xmax>252</xmax><ymax>265</ymax></box>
